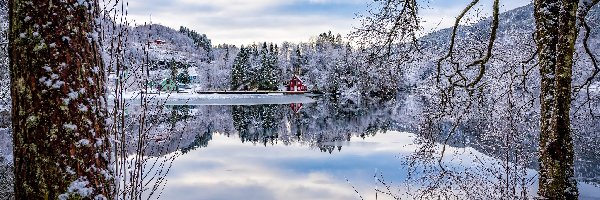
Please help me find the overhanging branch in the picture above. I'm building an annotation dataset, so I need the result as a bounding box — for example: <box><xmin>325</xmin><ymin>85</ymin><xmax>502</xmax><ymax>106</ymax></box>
<box><xmin>436</xmin><ymin>0</ymin><xmax>500</xmax><ymax>89</ymax></box>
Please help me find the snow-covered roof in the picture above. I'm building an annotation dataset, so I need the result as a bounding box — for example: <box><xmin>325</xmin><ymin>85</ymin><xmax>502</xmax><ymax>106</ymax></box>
<box><xmin>292</xmin><ymin>75</ymin><xmax>303</xmax><ymax>83</ymax></box>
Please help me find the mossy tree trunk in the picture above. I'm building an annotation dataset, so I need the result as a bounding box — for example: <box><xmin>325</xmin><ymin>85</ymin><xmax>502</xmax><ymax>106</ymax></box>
<box><xmin>534</xmin><ymin>0</ymin><xmax>578</xmax><ymax>199</ymax></box>
<box><xmin>9</xmin><ymin>0</ymin><xmax>111</xmax><ymax>199</ymax></box>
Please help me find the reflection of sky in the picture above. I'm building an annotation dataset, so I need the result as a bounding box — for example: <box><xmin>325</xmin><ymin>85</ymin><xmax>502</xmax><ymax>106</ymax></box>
<box><xmin>159</xmin><ymin>131</ymin><xmax>600</xmax><ymax>200</ymax></box>
<box><xmin>161</xmin><ymin>132</ymin><xmax>415</xmax><ymax>200</ymax></box>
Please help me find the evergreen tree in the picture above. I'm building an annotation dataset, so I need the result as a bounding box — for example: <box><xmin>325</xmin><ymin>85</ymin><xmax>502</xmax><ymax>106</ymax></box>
<box><xmin>292</xmin><ymin>47</ymin><xmax>305</xmax><ymax>75</ymax></box>
<box><xmin>178</xmin><ymin>66</ymin><xmax>190</xmax><ymax>85</ymax></box>
<box><xmin>179</xmin><ymin>26</ymin><xmax>213</xmax><ymax>60</ymax></box>
<box><xmin>259</xmin><ymin>43</ymin><xmax>279</xmax><ymax>90</ymax></box>
<box><xmin>231</xmin><ymin>47</ymin><xmax>249</xmax><ymax>90</ymax></box>
<box><xmin>168</xmin><ymin>59</ymin><xmax>179</xmax><ymax>91</ymax></box>
<box><xmin>247</xmin><ymin>44</ymin><xmax>261</xmax><ymax>89</ymax></box>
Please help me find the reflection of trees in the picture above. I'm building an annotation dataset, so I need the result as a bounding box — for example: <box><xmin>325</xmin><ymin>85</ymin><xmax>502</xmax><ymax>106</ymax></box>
<box><xmin>140</xmin><ymin>98</ymin><xmax>406</xmax><ymax>156</ymax></box>
<box><xmin>122</xmin><ymin>104</ymin><xmax>197</xmax><ymax>157</ymax></box>
<box><xmin>232</xmin><ymin>105</ymin><xmax>280</xmax><ymax>145</ymax></box>
<box><xmin>228</xmin><ymin>98</ymin><xmax>399</xmax><ymax>152</ymax></box>
<box><xmin>168</xmin><ymin>105</ymin><xmax>192</xmax><ymax>129</ymax></box>
<box><xmin>180</xmin><ymin>132</ymin><xmax>213</xmax><ymax>154</ymax></box>
<box><xmin>402</xmin><ymin>100</ymin><xmax>600</xmax><ymax>199</ymax></box>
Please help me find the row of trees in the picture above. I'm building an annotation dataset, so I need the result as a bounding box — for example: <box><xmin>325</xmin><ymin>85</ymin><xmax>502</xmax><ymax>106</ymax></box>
<box><xmin>230</xmin><ymin>43</ymin><xmax>281</xmax><ymax>90</ymax></box>
<box><xmin>101</xmin><ymin>21</ymin><xmax>407</xmax><ymax>102</ymax></box>
<box><xmin>227</xmin><ymin>32</ymin><xmax>404</xmax><ymax>102</ymax></box>
<box><xmin>179</xmin><ymin>26</ymin><xmax>212</xmax><ymax>60</ymax></box>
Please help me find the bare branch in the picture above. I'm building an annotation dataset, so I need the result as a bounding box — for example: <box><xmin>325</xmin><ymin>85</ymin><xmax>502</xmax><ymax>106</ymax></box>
<box><xmin>436</xmin><ymin>0</ymin><xmax>480</xmax><ymax>84</ymax></box>
<box><xmin>574</xmin><ymin>0</ymin><xmax>600</xmax><ymax>117</ymax></box>
<box><xmin>466</xmin><ymin>0</ymin><xmax>500</xmax><ymax>88</ymax></box>
<box><xmin>575</xmin><ymin>0</ymin><xmax>599</xmax><ymax>91</ymax></box>
<box><xmin>436</xmin><ymin>0</ymin><xmax>500</xmax><ymax>89</ymax></box>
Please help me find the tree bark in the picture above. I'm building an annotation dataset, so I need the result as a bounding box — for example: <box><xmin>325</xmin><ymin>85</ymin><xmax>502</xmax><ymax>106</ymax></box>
<box><xmin>534</xmin><ymin>0</ymin><xmax>578</xmax><ymax>199</ymax></box>
<box><xmin>9</xmin><ymin>0</ymin><xmax>110</xmax><ymax>199</ymax></box>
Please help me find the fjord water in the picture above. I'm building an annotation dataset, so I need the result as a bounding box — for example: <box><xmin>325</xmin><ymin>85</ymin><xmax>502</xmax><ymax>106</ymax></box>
<box><xmin>1</xmin><ymin>94</ymin><xmax>599</xmax><ymax>199</ymax></box>
<box><xmin>135</xmin><ymin>95</ymin><xmax>600</xmax><ymax>200</ymax></box>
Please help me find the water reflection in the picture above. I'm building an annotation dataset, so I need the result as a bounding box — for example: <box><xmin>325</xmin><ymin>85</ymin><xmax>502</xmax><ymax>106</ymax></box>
<box><xmin>132</xmin><ymin>94</ymin><xmax>600</xmax><ymax>199</ymax></box>
<box><xmin>162</xmin><ymin>132</ymin><xmax>414</xmax><ymax>200</ymax></box>
<box><xmin>1</xmin><ymin>94</ymin><xmax>599</xmax><ymax>199</ymax></box>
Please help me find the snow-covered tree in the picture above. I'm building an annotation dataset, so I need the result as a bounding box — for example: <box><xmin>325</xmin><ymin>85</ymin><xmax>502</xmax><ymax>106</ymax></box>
<box><xmin>231</xmin><ymin>46</ymin><xmax>250</xmax><ymax>90</ymax></box>
<box><xmin>259</xmin><ymin>43</ymin><xmax>279</xmax><ymax>90</ymax></box>
<box><xmin>180</xmin><ymin>26</ymin><xmax>213</xmax><ymax>61</ymax></box>
<box><xmin>354</xmin><ymin>0</ymin><xmax>600</xmax><ymax>199</ymax></box>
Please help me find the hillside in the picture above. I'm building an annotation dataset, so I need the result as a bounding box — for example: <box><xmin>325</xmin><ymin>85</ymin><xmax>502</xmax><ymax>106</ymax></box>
<box><xmin>412</xmin><ymin>3</ymin><xmax>600</xmax><ymax>187</ymax></box>
<box><xmin>128</xmin><ymin>24</ymin><xmax>210</xmax><ymax>63</ymax></box>
<box><xmin>415</xmin><ymin>3</ymin><xmax>599</xmax><ymax>83</ymax></box>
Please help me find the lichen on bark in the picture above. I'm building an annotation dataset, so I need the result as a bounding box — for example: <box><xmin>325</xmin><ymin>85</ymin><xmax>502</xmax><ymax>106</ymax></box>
<box><xmin>9</xmin><ymin>0</ymin><xmax>111</xmax><ymax>199</ymax></box>
<box><xmin>534</xmin><ymin>0</ymin><xmax>578</xmax><ymax>199</ymax></box>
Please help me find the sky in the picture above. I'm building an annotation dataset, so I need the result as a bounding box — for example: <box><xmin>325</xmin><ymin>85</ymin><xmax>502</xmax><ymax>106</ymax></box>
<box><xmin>123</xmin><ymin>0</ymin><xmax>532</xmax><ymax>45</ymax></box>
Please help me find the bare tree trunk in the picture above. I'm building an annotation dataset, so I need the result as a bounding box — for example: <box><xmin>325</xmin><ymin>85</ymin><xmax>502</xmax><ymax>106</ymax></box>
<box><xmin>534</xmin><ymin>0</ymin><xmax>578</xmax><ymax>199</ymax></box>
<box><xmin>9</xmin><ymin>0</ymin><xmax>110</xmax><ymax>199</ymax></box>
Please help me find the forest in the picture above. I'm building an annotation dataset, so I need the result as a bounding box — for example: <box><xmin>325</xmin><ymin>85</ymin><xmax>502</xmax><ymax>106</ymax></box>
<box><xmin>0</xmin><ymin>0</ymin><xmax>600</xmax><ymax>199</ymax></box>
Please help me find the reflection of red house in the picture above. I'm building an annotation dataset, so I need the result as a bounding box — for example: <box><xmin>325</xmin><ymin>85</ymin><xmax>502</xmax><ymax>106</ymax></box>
<box><xmin>287</xmin><ymin>75</ymin><xmax>307</xmax><ymax>92</ymax></box>
<box><xmin>154</xmin><ymin>39</ymin><xmax>166</xmax><ymax>44</ymax></box>
<box><xmin>290</xmin><ymin>103</ymin><xmax>303</xmax><ymax>113</ymax></box>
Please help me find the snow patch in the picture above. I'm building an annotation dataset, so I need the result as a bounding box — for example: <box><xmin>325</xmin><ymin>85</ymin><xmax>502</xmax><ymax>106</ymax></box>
<box><xmin>58</xmin><ymin>177</ymin><xmax>94</xmax><ymax>200</ymax></box>
<box><xmin>52</xmin><ymin>80</ymin><xmax>65</xmax><ymax>89</ymax></box>
<box><xmin>64</xmin><ymin>123</ymin><xmax>77</xmax><ymax>131</ymax></box>
<box><xmin>78</xmin><ymin>104</ymin><xmax>88</xmax><ymax>112</ymax></box>
<box><xmin>77</xmin><ymin>139</ymin><xmax>90</xmax><ymax>147</ymax></box>
<box><xmin>68</xmin><ymin>91</ymin><xmax>79</xmax><ymax>99</ymax></box>
<box><xmin>43</xmin><ymin>65</ymin><xmax>52</xmax><ymax>72</ymax></box>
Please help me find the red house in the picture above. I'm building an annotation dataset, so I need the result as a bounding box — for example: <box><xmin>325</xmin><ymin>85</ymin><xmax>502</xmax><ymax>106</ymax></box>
<box><xmin>287</xmin><ymin>75</ymin><xmax>307</xmax><ymax>92</ymax></box>
<box><xmin>154</xmin><ymin>39</ymin><xmax>166</xmax><ymax>45</ymax></box>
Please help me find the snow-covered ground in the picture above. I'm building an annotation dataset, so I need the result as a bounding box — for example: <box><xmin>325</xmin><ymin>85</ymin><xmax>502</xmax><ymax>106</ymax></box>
<box><xmin>109</xmin><ymin>91</ymin><xmax>318</xmax><ymax>106</ymax></box>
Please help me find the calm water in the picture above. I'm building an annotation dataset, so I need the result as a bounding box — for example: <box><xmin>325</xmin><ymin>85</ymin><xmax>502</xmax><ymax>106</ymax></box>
<box><xmin>130</xmin><ymin>95</ymin><xmax>425</xmax><ymax>200</ymax></box>
<box><xmin>128</xmin><ymin>94</ymin><xmax>600</xmax><ymax>200</ymax></box>
<box><xmin>1</xmin><ymin>94</ymin><xmax>599</xmax><ymax>199</ymax></box>
<box><xmin>161</xmin><ymin>132</ymin><xmax>415</xmax><ymax>200</ymax></box>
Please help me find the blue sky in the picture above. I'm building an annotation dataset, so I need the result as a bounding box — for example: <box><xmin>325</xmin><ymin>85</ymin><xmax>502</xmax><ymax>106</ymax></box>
<box><xmin>124</xmin><ymin>0</ymin><xmax>531</xmax><ymax>45</ymax></box>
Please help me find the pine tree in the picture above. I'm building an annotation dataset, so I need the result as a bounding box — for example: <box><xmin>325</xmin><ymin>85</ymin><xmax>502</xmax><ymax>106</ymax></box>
<box><xmin>258</xmin><ymin>43</ymin><xmax>280</xmax><ymax>90</ymax></box>
<box><xmin>178</xmin><ymin>66</ymin><xmax>190</xmax><ymax>85</ymax></box>
<box><xmin>169</xmin><ymin>59</ymin><xmax>179</xmax><ymax>91</ymax></box>
<box><xmin>292</xmin><ymin>47</ymin><xmax>304</xmax><ymax>75</ymax></box>
<box><xmin>231</xmin><ymin>46</ymin><xmax>248</xmax><ymax>90</ymax></box>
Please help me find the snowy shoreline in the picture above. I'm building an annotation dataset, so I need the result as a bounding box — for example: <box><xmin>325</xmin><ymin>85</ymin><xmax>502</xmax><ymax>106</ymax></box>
<box><xmin>108</xmin><ymin>91</ymin><xmax>318</xmax><ymax>106</ymax></box>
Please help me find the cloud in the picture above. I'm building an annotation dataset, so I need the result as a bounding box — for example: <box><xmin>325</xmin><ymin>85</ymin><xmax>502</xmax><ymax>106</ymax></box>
<box><xmin>120</xmin><ymin>0</ymin><xmax>531</xmax><ymax>46</ymax></box>
<box><xmin>121</xmin><ymin>0</ymin><xmax>365</xmax><ymax>45</ymax></box>
<box><xmin>156</xmin><ymin>132</ymin><xmax>419</xmax><ymax>200</ymax></box>
<box><xmin>419</xmin><ymin>0</ymin><xmax>531</xmax><ymax>32</ymax></box>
